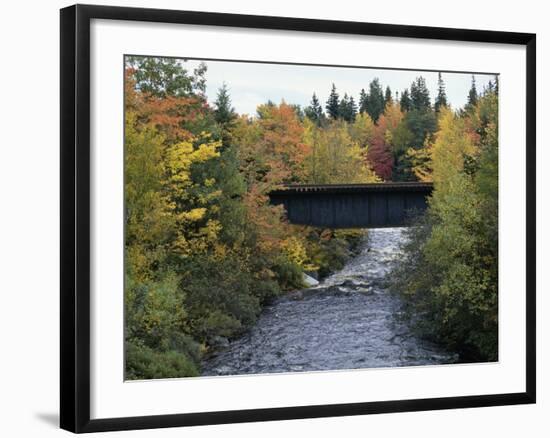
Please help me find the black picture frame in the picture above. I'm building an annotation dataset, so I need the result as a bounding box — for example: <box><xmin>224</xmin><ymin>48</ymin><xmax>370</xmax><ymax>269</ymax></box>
<box><xmin>60</xmin><ymin>4</ymin><xmax>536</xmax><ymax>433</ymax></box>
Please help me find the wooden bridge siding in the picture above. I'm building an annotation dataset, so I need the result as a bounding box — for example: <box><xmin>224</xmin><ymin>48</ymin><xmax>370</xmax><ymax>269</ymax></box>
<box><xmin>271</xmin><ymin>191</ymin><xmax>429</xmax><ymax>228</ymax></box>
<box><xmin>387</xmin><ymin>193</ymin><xmax>406</xmax><ymax>226</ymax></box>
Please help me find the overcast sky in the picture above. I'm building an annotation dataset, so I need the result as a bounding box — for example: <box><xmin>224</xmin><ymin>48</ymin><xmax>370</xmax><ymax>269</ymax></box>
<box><xmin>182</xmin><ymin>59</ymin><xmax>496</xmax><ymax>116</ymax></box>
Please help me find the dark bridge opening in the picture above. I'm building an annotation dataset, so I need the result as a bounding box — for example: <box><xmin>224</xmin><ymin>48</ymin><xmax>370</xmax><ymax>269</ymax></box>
<box><xmin>269</xmin><ymin>182</ymin><xmax>433</xmax><ymax>228</ymax></box>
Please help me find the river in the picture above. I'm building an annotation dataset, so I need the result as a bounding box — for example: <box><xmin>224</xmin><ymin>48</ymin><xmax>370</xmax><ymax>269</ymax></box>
<box><xmin>201</xmin><ymin>228</ymin><xmax>457</xmax><ymax>376</ymax></box>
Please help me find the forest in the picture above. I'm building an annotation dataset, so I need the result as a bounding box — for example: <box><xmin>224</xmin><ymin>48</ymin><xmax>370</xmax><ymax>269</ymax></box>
<box><xmin>124</xmin><ymin>56</ymin><xmax>499</xmax><ymax>379</ymax></box>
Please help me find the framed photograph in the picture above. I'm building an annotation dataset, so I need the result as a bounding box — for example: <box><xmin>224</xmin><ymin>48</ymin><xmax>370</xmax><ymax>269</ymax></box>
<box><xmin>60</xmin><ymin>4</ymin><xmax>536</xmax><ymax>433</ymax></box>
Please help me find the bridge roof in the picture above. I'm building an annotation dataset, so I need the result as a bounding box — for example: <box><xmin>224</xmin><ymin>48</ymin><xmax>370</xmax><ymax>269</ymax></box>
<box><xmin>270</xmin><ymin>182</ymin><xmax>433</xmax><ymax>195</ymax></box>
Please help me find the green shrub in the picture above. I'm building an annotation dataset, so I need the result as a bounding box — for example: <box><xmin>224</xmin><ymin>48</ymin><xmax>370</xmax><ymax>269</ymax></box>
<box><xmin>125</xmin><ymin>341</ymin><xmax>199</xmax><ymax>380</ymax></box>
<box><xmin>168</xmin><ymin>332</ymin><xmax>201</xmax><ymax>364</ymax></box>
<box><xmin>125</xmin><ymin>270</ymin><xmax>188</xmax><ymax>351</ymax></box>
<box><xmin>305</xmin><ymin>228</ymin><xmax>365</xmax><ymax>279</ymax></box>
<box><xmin>194</xmin><ymin>310</ymin><xmax>243</xmax><ymax>339</ymax></box>
<box><xmin>180</xmin><ymin>254</ymin><xmax>261</xmax><ymax>343</ymax></box>
<box><xmin>252</xmin><ymin>279</ymin><xmax>280</xmax><ymax>304</ymax></box>
<box><xmin>272</xmin><ymin>256</ymin><xmax>304</xmax><ymax>290</ymax></box>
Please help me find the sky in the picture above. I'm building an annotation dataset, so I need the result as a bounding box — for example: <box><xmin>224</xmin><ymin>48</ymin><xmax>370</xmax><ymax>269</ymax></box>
<box><xmin>182</xmin><ymin>59</ymin><xmax>496</xmax><ymax>116</ymax></box>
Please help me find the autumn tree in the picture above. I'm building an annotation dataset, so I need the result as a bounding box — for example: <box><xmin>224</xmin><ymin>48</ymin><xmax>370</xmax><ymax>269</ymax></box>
<box><xmin>124</xmin><ymin>60</ymin><xmax>290</xmax><ymax>379</ymax></box>
<box><xmin>392</xmin><ymin>89</ymin><xmax>499</xmax><ymax>360</ymax></box>
<box><xmin>256</xmin><ymin>102</ymin><xmax>310</xmax><ymax>184</ymax></box>
<box><xmin>348</xmin><ymin>112</ymin><xmax>375</xmax><ymax>148</ymax></box>
<box><xmin>406</xmin><ymin>145</ymin><xmax>432</xmax><ymax>182</ymax></box>
<box><xmin>124</xmin><ymin>68</ymin><xmax>220</xmax><ymax>378</ymax></box>
<box><xmin>303</xmin><ymin>119</ymin><xmax>377</xmax><ymax>184</ymax></box>
<box><xmin>367</xmin><ymin>102</ymin><xmax>403</xmax><ymax>180</ymax></box>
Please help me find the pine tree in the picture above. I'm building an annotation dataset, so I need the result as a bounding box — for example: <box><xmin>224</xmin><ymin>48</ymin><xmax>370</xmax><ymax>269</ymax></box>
<box><xmin>304</xmin><ymin>92</ymin><xmax>324</xmax><ymax>125</ymax></box>
<box><xmin>326</xmin><ymin>83</ymin><xmax>340</xmax><ymax>119</ymax></box>
<box><xmin>339</xmin><ymin>95</ymin><xmax>358</xmax><ymax>122</ymax></box>
<box><xmin>384</xmin><ymin>86</ymin><xmax>393</xmax><ymax>105</ymax></box>
<box><xmin>410</xmin><ymin>76</ymin><xmax>431</xmax><ymax>111</ymax></box>
<box><xmin>466</xmin><ymin>75</ymin><xmax>478</xmax><ymax>111</ymax></box>
<box><xmin>291</xmin><ymin>104</ymin><xmax>304</xmax><ymax>120</ymax></box>
<box><xmin>365</xmin><ymin>78</ymin><xmax>385</xmax><ymax>123</ymax></box>
<box><xmin>338</xmin><ymin>93</ymin><xmax>350</xmax><ymax>121</ymax></box>
<box><xmin>359</xmin><ymin>88</ymin><xmax>368</xmax><ymax>114</ymax></box>
<box><xmin>400</xmin><ymin>89</ymin><xmax>412</xmax><ymax>112</ymax></box>
<box><xmin>434</xmin><ymin>72</ymin><xmax>448</xmax><ymax>112</ymax></box>
<box><xmin>348</xmin><ymin>96</ymin><xmax>358</xmax><ymax>122</ymax></box>
<box><xmin>214</xmin><ymin>83</ymin><xmax>236</xmax><ymax>126</ymax></box>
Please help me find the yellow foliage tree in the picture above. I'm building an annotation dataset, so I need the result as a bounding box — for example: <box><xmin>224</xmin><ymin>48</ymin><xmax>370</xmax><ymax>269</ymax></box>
<box><xmin>304</xmin><ymin>120</ymin><xmax>379</xmax><ymax>184</ymax></box>
<box><xmin>164</xmin><ymin>133</ymin><xmax>223</xmax><ymax>256</ymax></box>
<box><xmin>348</xmin><ymin>112</ymin><xmax>375</xmax><ymax>148</ymax></box>
<box><xmin>430</xmin><ymin>107</ymin><xmax>477</xmax><ymax>189</ymax></box>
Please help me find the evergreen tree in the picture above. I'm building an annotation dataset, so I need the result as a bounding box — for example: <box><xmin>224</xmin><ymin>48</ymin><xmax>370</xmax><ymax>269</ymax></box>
<box><xmin>466</xmin><ymin>75</ymin><xmax>478</xmax><ymax>111</ymax></box>
<box><xmin>359</xmin><ymin>88</ymin><xmax>368</xmax><ymax>114</ymax></box>
<box><xmin>384</xmin><ymin>86</ymin><xmax>393</xmax><ymax>105</ymax></box>
<box><xmin>338</xmin><ymin>94</ymin><xmax>358</xmax><ymax>122</ymax></box>
<box><xmin>326</xmin><ymin>83</ymin><xmax>340</xmax><ymax>119</ymax></box>
<box><xmin>291</xmin><ymin>104</ymin><xmax>305</xmax><ymax>121</ymax></box>
<box><xmin>434</xmin><ymin>72</ymin><xmax>448</xmax><ymax>112</ymax></box>
<box><xmin>410</xmin><ymin>76</ymin><xmax>431</xmax><ymax>111</ymax></box>
<box><xmin>338</xmin><ymin>93</ymin><xmax>350</xmax><ymax>121</ymax></box>
<box><xmin>348</xmin><ymin>96</ymin><xmax>358</xmax><ymax>122</ymax></box>
<box><xmin>405</xmin><ymin>110</ymin><xmax>437</xmax><ymax>149</ymax></box>
<box><xmin>304</xmin><ymin>92</ymin><xmax>324</xmax><ymax>125</ymax></box>
<box><xmin>494</xmin><ymin>75</ymin><xmax>499</xmax><ymax>95</ymax></box>
<box><xmin>400</xmin><ymin>89</ymin><xmax>412</xmax><ymax>112</ymax></box>
<box><xmin>365</xmin><ymin>78</ymin><xmax>385</xmax><ymax>123</ymax></box>
<box><xmin>404</xmin><ymin>77</ymin><xmax>436</xmax><ymax>152</ymax></box>
<box><xmin>214</xmin><ymin>83</ymin><xmax>236</xmax><ymax>126</ymax></box>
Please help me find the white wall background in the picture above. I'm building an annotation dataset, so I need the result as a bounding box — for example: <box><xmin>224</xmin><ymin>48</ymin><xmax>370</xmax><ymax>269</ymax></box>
<box><xmin>0</xmin><ymin>0</ymin><xmax>546</xmax><ymax>436</ymax></box>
